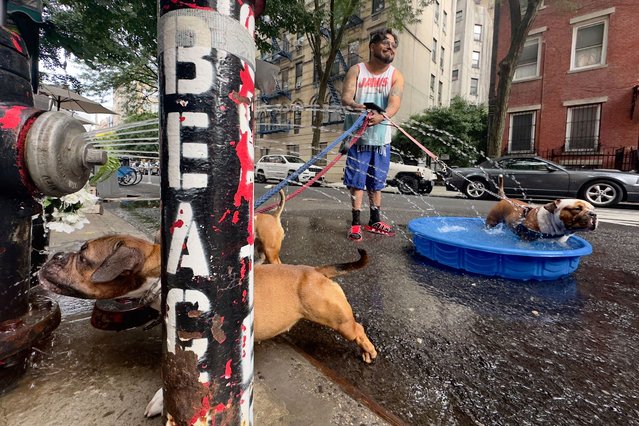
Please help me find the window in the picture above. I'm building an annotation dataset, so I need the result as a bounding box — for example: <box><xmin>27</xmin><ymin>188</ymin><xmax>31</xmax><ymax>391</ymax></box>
<box><xmin>330</xmin><ymin>55</ymin><xmax>342</xmax><ymax>77</ymax></box>
<box><xmin>571</xmin><ymin>20</ymin><xmax>607</xmax><ymax>70</ymax></box>
<box><xmin>509</xmin><ymin>111</ymin><xmax>536</xmax><ymax>152</ymax></box>
<box><xmin>318</xmin><ymin>142</ymin><xmax>328</xmax><ymax>166</ymax></box>
<box><xmin>313</xmin><ymin>59</ymin><xmax>320</xmax><ymax>83</ymax></box>
<box><xmin>474</xmin><ymin>24</ymin><xmax>483</xmax><ymax>41</ymax></box>
<box><xmin>456</xmin><ymin>10</ymin><xmax>462</xmax><ymax>22</ymax></box>
<box><xmin>518</xmin><ymin>0</ymin><xmax>528</xmax><ymax>16</ymax></box>
<box><xmin>514</xmin><ymin>37</ymin><xmax>540</xmax><ymax>80</ymax></box>
<box><xmin>372</xmin><ymin>0</ymin><xmax>385</xmax><ymax>14</ymax></box>
<box><xmin>443</xmin><ymin>11</ymin><xmax>448</xmax><ymax>32</ymax></box>
<box><xmin>504</xmin><ymin>158</ymin><xmax>549</xmax><ymax>171</ymax></box>
<box><xmin>454</xmin><ymin>40</ymin><xmax>460</xmax><ymax>52</ymax></box>
<box><xmin>472</xmin><ymin>51</ymin><xmax>480</xmax><ymax>68</ymax></box>
<box><xmin>295</xmin><ymin>62</ymin><xmax>303</xmax><ymax>89</ymax></box>
<box><xmin>565</xmin><ymin>104</ymin><xmax>601</xmax><ymax>151</ymax></box>
<box><xmin>293</xmin><ymin>103</ymin><xmax>302</xmax><ymax>134</ymax></box>
<box><xmin>452</xmin><ymin>69</ymin><xmax>459</xmax><ymax>80</ymax></box>
<box><xmin>258</xmin><ymin>112</ymin><xmax>266</xmax><ymax>137</ymax></box>
<box><xmin>430</xmin><ymin>74</ymin><xmax>436</xmax><ymax>93</ymax></box>
<box><xmin>325</xmin><ymin>93</ymin><xmax>344</xmax><ymax>125</ymax></box>
<box><xmin>470</xmin><ymin>78</ymin><xmax>478</xmax><ymax>96</ymax></box>
<box><xmin>440</xmin><ymin>46</ymin><xmax>445</xmax><ymax>70</ymax></box>
<box><xmin>286</xmin><ymin>144</ymin><xmax>300</xmax><ymax>156</ymax></box>
<box><xmin>348</xmin><ymin>41</ymin><xmax>360</xmax><ymax>67</ymax></box>
<box><xmin>434</xmin><ymin>1</ymin><xmax>440</xmax><ymax>24</ymax></box>
<box><xmin>281</xmin><ymin>68</ymin><xmax>289</xmax><ymax>90</ymax></box>
<box><xmin>438</xmin><ymin>81</ymin><xmax>443</xmax><ymax>105</ymax></box>
<box><xmin>432</xmin><ymin>38</ymin><xmax>438</xmax><ymax>62</ymax></box>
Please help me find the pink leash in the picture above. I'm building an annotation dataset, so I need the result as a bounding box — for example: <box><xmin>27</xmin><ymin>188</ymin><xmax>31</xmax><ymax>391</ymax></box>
<box><xmin>382</xmin><ymin>112</ymin><xmax>439</xmax><ymax>161</ymax></box>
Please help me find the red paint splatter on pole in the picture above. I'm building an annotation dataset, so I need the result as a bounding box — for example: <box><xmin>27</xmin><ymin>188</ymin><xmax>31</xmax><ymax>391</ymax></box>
<box><xmin>0</xmin><ymin>106</ymin><xmax>27</xmax><ymax>129</ymax></box>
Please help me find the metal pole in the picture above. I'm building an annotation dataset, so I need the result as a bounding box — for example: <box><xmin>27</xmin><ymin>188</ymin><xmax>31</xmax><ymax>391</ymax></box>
<box><xmin>0</xmin><ymin>0</ymin><xmax>6</xmax><ymax>27</ymax></box>
<box><xmin>158</xmin><ymin>1</ymin><xmax>256</xmax><ymax>423</ymax></box>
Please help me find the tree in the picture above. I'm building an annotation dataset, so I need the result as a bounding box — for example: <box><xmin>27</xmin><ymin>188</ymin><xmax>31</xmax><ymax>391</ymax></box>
<box><xmin>41</xmin><ymin>0</ymin><xmax>430</xmax><ymax>123</ymax></box>
<box><xmin>392</xmin><ymin>97</ymin><xmax>488</xmax><ymax>167</ymax></box>
<box><xmin>487</xmin><ymin>0</ymin><xmax>543</xmax><ymax>157</ymax></box>
<box><xmin>40</xmin><ymin>0</ymin><xmax>157</xmax><ymax>110</ymax></box>
<box><xmin>257</xmin><ymin>0</ymin><xmax>433</xmax><ymax>157</ymax></box>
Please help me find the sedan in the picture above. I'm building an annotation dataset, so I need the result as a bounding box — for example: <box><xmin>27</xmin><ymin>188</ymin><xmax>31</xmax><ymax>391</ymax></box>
<box><xmin>255</xmin><ymin>155</ymin><xmax>324</xmax><ymax>184</ymax></box>
<box><xmin>443</xmin><ymin>156</ymin><xmax>639</xmax><ymax>208</ymax></box>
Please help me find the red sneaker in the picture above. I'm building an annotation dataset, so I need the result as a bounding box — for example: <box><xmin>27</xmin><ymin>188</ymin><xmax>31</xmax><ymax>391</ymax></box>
<box><xmin>364</xmin><ymin>221</ymin><xmax>395</xmax><ymax>236</ymax></box>
<box><xmin>348</xmin><ymin>225</ymin><xmax>363</xmax><ymax>241</ymax></box>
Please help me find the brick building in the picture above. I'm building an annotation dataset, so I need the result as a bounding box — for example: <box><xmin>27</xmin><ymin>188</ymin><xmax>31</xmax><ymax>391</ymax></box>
<box><xmin>493</xmin><ymin>0</ymin><xmax>639</xmax><ymax>170</ymax></box>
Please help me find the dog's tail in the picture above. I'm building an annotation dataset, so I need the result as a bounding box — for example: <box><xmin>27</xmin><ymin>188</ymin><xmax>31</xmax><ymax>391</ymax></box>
<box><xmin>272</xmin><ymin>189</ymin><xmax>286</xmax><ymax>220</ymax></box>
<box><xmin>315</xmin><ymin>249</ymin><xmax>368</xmax><ymax>278</ymax></box>
<box><xmin>497</xmin><ymin>174</ymin><xmax>506</xmax><ymax>199</ymax></box>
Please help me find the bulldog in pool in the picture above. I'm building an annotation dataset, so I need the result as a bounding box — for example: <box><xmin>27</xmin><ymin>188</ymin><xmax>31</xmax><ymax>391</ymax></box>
<box><xmin>485</xmin><ymin>175</ymin><xmax>598</xmax><ymax>241</ymax></box>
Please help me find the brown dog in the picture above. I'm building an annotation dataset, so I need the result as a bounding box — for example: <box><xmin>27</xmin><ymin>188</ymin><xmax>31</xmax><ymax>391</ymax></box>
<box><xmin>38</xmin><ymin>234</ymin><xmax>377</xmax><ymax>364</ymax></box>
<box><xmin>254</xmin><ymin>189</ymin><xmax>286</xmax><ymax>264</ymax></box>
<box><xmin>486</xmin><ymin>175</ymin><xmax>597</xmax><ymax>240</ymax></box>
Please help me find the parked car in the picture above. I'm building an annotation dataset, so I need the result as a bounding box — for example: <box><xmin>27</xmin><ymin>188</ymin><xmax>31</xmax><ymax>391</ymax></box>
<box><xmin>255</xmin><ymin>155</ymin><xmax>324</xmax><ymax>184</ymax></box>
<box><xmin>387</xmin><ymin>151</ymin><xmax>435</xmax><ymax>195</ymax></box>
<box><xmin>443</xmin><ymin>156</ymin><xmax>639</xmax><ymax>208</ymax></box>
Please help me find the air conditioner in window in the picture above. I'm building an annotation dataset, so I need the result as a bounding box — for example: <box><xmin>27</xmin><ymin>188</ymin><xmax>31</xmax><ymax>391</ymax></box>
<box><xmin>295</xmin><ymin>82</ymin><xmax>302</xmax><ymax>90</ymax></box>
<box><xmin>295</xmin><ymin>39</ymin><xmax>304</xmax><ymax>49</ymax></box>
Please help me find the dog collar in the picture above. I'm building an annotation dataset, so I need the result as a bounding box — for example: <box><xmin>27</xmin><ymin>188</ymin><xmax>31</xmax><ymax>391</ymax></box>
<box><xmin>514</xmin><ymin>223</ymin><xmax>564</xmax><ymax>241</ymax></box>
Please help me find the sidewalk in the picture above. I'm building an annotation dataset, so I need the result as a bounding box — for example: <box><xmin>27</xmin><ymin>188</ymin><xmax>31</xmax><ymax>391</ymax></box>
<box><xmin>0</xmin><ymin>210</ymin><xmax>387</xmax><ymax>425</ymax></box>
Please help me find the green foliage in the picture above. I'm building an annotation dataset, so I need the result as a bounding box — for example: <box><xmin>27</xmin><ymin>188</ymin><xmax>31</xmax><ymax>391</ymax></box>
<box><xmin>42</xmin><ymin>0</ymin><xmax>432</xmax><ymax>107</ymax></box>
<box><xmin>41</xmin><ymin>0</ymin><xmax>157</xmax><ymax>99</ymax></box>
<box><xmin>392</xmin><ymin>97</ymin><xmax>488</xmax><ymax>167</ymax></box>
<box><xmin>89</xmin><ymin>153</ymin><xmax>120</xmax><ymax>184</ymax></box>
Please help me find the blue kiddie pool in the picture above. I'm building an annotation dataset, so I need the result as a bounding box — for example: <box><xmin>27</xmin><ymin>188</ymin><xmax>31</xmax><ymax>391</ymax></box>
<box><xmin>408</xmin><ymin>217</ymin><xmax>593</xmax><ymax>281</ymax></box>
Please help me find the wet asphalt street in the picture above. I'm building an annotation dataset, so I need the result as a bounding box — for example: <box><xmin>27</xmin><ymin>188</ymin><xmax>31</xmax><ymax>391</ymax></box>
<box><xmin>112</xmin><ymin>183</ymin><xmax>639</xmax><ymax>425</ymax></box>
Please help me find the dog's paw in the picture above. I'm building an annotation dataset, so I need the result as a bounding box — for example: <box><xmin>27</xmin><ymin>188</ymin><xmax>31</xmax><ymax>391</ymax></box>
<box><xmin>557</xmin><ymin>235</ymin><xmax>572</xmax><ymax>246</ymax></box>
<box><xmin>362</xmin><ymin>349</ymin><xmax>378</xmax><ymax>364</ymax></box>
<box><xmin>144</xmin><ymin>388</ymin><xmax>163</xmax><ymax>418</ymax></box>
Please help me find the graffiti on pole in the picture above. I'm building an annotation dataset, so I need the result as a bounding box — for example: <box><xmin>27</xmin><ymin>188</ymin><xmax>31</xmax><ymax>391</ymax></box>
<box><xmin>158</xmin><ymin>1</ymin><xmax>256</xmax><ymax>424</ymax></box>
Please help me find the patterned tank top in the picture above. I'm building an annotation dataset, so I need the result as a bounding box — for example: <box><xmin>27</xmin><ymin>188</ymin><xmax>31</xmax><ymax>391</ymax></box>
<box><xmin>344</xmin><ymin>62</ymin><xmax>396</xmax><ymax>147</ymax></box>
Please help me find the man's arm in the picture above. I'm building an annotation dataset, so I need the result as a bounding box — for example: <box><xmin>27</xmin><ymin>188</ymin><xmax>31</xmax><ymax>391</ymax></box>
<box><xmin>385</xmin><ymin>69</ymin><xmax>404</xmax><ymax>119</ymax></box>
<box><xmin>341</xmin><ymin>65</ymin><xmax>365</xmax><ymax>110</ymax></box>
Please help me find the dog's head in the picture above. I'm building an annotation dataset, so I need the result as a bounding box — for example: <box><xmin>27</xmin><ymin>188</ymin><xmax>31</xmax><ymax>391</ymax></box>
<box><xmin>543</xmin><ymin>199</ymin><xmax>598</xmax><ymax>232</ymax></box>
<box><xmin>39</xmin><ymin>235</ymin><xmax>158</xmax><ymax>300</ymax></box>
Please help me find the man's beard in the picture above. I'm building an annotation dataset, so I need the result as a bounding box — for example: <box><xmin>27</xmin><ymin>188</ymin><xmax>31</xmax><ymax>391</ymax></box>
<box><xmin>373</xmin><ymin>50</ymin><xmax>394</xmax><ymax>64</ymax></box>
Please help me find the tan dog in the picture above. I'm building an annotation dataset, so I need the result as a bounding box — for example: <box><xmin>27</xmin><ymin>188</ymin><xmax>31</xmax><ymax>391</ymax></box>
<box><xmin>254</xmin><ymin>189</ymin><xmax>286</xmax><ymax>264</ymax></box>
<box><xmin>486</xmin><ymin>175</ymin><xmax>598</xmax><ymax>240</ymax></box>
<box><xmin>38</xmin><ymin>235</ymin><xmax>377</xmax><ymax>364</ymax></box>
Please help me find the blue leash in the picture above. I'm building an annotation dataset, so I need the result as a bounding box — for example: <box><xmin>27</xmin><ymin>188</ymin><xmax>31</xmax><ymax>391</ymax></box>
<box><xmin>255</xmin><ymin>111</ymin><xmax>368</xmax><ymax>208</ymax></box>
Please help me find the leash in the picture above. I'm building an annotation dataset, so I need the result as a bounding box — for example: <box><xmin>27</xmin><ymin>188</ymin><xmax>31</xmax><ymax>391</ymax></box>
<box><xmin>255</xmin><ymin>111</ymin><xmax>369</xmax><ymax>209</ymax></box>
<box><xmin>256</xmin><ymin>113</ymin><xmax>370</xmax><ymax>213</ymax></box>
<box><xmin>381</xmin><ymin>112</ymin><xmax>440</xmax><ymax>162</ymax></box>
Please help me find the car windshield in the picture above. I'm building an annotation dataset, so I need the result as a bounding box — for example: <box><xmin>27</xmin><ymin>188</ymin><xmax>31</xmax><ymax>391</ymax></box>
<box><xmin>285</xmin><ymin>156</ymin><xmax>305</xmax><ymax>163</ymax></box>
<box><xmin>476</xmin><ymin>158</ymin><xmax>556</xmax><ymax>170</ymax></box>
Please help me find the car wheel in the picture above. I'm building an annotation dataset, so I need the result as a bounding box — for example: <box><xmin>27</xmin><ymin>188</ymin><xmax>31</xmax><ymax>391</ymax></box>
<box><xmin>397</xmin><ymin>175</ymin><xmax>418</xmax><ymax>195</ymax></box>
<box><xmin>463</xmin><ymin>178</ymin><xmax>490</xmax><ymax>200</ymax></box>
<box><xmin>255</xmin><ymin>170</ymin><xmax>266</xmax><ymax>183</ymax></box>
<box><xmin>287</xmin><ymin>170</ymin><xmax>300</xmax><ymax>184</ymax></box>
<box><xmin>580</xmin><ymin>180</ymin><xmax>622</xmax><ymax>207</ymax></box>
<box><xmin>419</xmin><ymin>182</ymin><xmax>433</xmax><ymax>195</ymax></box>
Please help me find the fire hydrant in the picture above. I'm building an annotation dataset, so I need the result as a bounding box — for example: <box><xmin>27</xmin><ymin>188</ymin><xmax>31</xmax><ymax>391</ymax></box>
<box><xmin>0</xmin><ymin>14</ymin><xmax>106</xmax><ymax>390</ymax></box>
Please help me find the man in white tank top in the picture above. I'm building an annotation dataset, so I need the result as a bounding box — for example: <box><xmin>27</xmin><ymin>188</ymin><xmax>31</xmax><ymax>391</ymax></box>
<box><xmin>341</xmin><ymin>29</ymin><xmax>405</xmax><ymax>240</ymax></box>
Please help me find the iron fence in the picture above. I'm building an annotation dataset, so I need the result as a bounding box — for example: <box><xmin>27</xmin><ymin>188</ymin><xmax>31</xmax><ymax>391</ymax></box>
<box><xmin>538</xmin><ymin>147</ymin><xmax>638</xmax><ymax>172</ymax></box>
